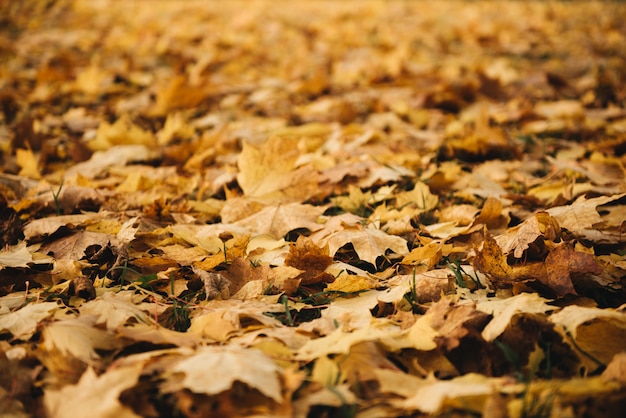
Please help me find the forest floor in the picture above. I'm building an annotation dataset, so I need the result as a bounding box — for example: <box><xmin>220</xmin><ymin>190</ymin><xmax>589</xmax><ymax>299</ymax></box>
<box><xmin>1</xmin><ymin>1</ymin><xmax>626</xmax><ymax>417</ymax></box>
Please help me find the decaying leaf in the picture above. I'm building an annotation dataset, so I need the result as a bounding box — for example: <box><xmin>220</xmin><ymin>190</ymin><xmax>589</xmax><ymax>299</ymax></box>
<box><xmin>192</xmin><ymin>265</ymin><xmax>230</xmax><ymax>300</ymax></box>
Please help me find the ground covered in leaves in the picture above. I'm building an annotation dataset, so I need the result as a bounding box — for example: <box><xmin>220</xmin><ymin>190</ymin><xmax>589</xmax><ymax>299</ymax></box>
<box><xmin>1</xmin><ymin>1</ymin><xmax>626</xmax><ymax>417</ymax></box>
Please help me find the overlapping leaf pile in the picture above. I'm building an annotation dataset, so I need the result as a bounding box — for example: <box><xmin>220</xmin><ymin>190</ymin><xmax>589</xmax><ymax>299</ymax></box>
<box><xmin>1</xmin><ymin>1</ymin><xmax>625</xmax><ymax>417</ymax></box>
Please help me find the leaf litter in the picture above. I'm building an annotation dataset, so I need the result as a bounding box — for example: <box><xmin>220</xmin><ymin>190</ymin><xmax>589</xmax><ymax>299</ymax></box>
<box><xmin>0</xmin><ymin>1</ymin><xmax>625</xmax><ymax>417</ymax></box>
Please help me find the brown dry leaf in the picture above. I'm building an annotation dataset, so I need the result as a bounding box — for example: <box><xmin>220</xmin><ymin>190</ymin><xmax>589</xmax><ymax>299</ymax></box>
<box><xmin>89</xmin><ymin>115</ymin><xmax>154</xmax><ymax>151</ymax></box>
<box><xmin>187</xmin><ymin>309</ymin><xmax>240</xmax><ymax>342</ymax></box>
<box><xmin>495</xmin><ymin>211</ymin><xmax>560</xmax><ymax>259</ymax></box>
<box><xmin>472</xmin><ymin>227</ymin><xmax>515</xmax><ymax>287</ymax></box>
<box><xmin>64</xmin><ymin>145</ymin><xmax>160</xmax><ymax>180</ymax></box>
<box><xmin>320</xmin><ymin>290</ymin><xmax>386</xmax><ymax>330</ymax></box>
<box><xmin>115</xmin><ymin>323</ymin><xmax>200</xmax><ymax>348</ymax></box>
<box><xmin>23</xmin><ymin>213</ymin><xmax>99</xmax><ymax>240</ymax></box>
<box><xmin>335</xmin><ymin>341</ymin><xmax>402</xmax><ymax>386</ymax></box>
<box><xmin>543</xmin><ymin>243</ymin><xmax>602</xmax><ymax>296</ymax></box>
<box><xmin>0</xmin><ymin>244</ymin><xmax>36</xmax><ymax>269</ymax></box>
<box><xmin>44</xmin><ymin>364</ymin><xmax>143</xmax><ymax>418</ymax></box>
<box><xmin>219</xmin><ymin>257</ymin><xmax>272</xmax><ymax>297</ymax></box>
<box><xmin>151</xmin><ymin>75</ymin><xmax>211</xmax><ymax>116</ymax></box>
<box><xmin>473</xmin><ymin>196</ymin><xmax>509</xmax><ymax>231</ymax></box>
<box><xmin>40</xmin><ymin>230</ymin><xmax>117</xmax><ymax>264</ymax></box>
<box><xmin>378</xmin><ymin>269</ymin><xmax>453</xmax><ymax>305</ymax></box>
<box><xmin>602</xmin><ymin>352</ymin><xmax>626</xmax><ymax>384</ymax></box>
<box><xmin>4</xmin><ymin>1</ymin><xmax>626</xmax><ymax>416</ymax></box>
<box><xmin>79</xmin><ymin>290</ymin><xmax>158</xmax><ymax>330</ymax></box>
<box><xmin>427</xmin><ymin>297</ymin><xmax>491</xmax><ymax>352</ymax></box>
<box><xmin>297</xmin><ymin>320</ymin><xmax>406</xmax><ymax>361</ymax></box>
<box><xmin>394</xmin><ymin>182</ymin><xmax>439</xmax><ymax>212</ymax></box>
<box><xmin>284</xmin><ymin>236</ymin><xmax>334</xmax><ymax>286</ymax></box>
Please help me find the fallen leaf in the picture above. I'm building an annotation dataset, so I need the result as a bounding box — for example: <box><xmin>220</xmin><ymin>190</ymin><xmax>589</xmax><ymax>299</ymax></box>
<box><xmin>543</xmin><ymin>243</ymin><xmax>602</xmax><ymax>296</ymax></box>
<box><xmin>233</xmin><ymin>203</ymin><xmax>326</xmax><ymax>239</ymax></box>
<box><xmin>403</xmin><ymin>373</ymin><xmax>502</xmax><ymax>414</ymax></box>
<box><xmin>0</xmin><ymin>301</ymin><xmax>58</xmax><ymax>339</ymax></box>
<box><xmin>319</xmin><ymin>223</ymin><xmax>408</xmax><ymax>265</ymax></box>
<box><xmin>165</xmin><ymin>345</ymin><xmax>283</xmax><ymax>402</ymax></box>
<box><xmin>477</xmin><ymin>292</ymin><xmax>554</xmax><ymax>342</ymax></box>
<box><xmin>550</xmin><ymin>305</ymin><xmax>626</xmax><ymax>371</ymax></box>
<box><xmin>546</xmin><ymin>193</ymin><xmax>626</xmax><ymax>235</ymax></box>
<box><xmin>44</xmin><ymin>364</ymin><xmax>143</xmax><ymax>418</ymax></box>
<box><xmin>237</xmin><ymin>136</ymin><xmax>322</xmax><ymax>203</ymax></box>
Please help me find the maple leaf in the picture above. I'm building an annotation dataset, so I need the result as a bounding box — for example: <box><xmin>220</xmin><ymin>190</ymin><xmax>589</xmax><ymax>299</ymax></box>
<box><xmin>233</xmin><ymin>202</ymin><xmax>326</xmax><ymax>239</ymax></box>
<box><xmin>378</xmin><ymin>269</ymin><xmax>453</xmax><ymax>305</ymax></box>
<box><xmin>0</xmin><ymin>244</ymin><xmax>36</xmax><ymax>269</ymax></box>
<box><xmin>495</xmin><ymin>211</ymin><xmax>560</xmax><ymax>258</ymax></box>
<box><xmin>40</xmin><ymin>315</ymin><xmax>126</xmax><ymax>363</ymax></box>
<box><xmin>543</xmin><ymin>243</ymin><xmax>602</xmax><ymax>296</ymax></box>
<box><xmin>316</xmin><ymin>222</ymin><xmax>408</xmax><ymax>265</ymax></box>
<box><xmin>476</xmin><ymin>293</ymin><xmax>554</xmax><ymax>342</ymax></box>
<box><xmin>237</xmin><ymin>135</ymin><xmax>322</xmax><ymax>203</ymax></box>
<box><xmin>15</xmin><ymin>148</ymin><xmax>41</xmax><ymax>179</ymax></box>
<box><xmin>546</xmin><ymin>193</ymin><xmax>626</xmax><ymax>238</ymax></box>
<box><xmin>297</xmin><ymin>320</ymin><xmax>405</xmax><ymax>360</ymax></box>
<box><xmin>472</xmin><ymin>227</ymin><xmax>515</xmax><ymax>287</ymax></box>
<box><xmin>284</xmin><ymin>236</ymin><xmax>334</xmax><ymax>286</ymax></box>
<box><xmin>403</xmin><ymin>373</ymin><xmax>504</xmax><ymax>414</ymax></box>
<box><xmin>79</xmin><ymin>290</ymin><xmax>159</xmax><ymax>330</ymax></box>
<box><xmin>44</xmin><ymin>364</ymin><xmax>143</xmax><ymax>418</ymax></box>
<box><xmin>165</xmin><ymin>346</ymin><xmax>283</xmax><ymax>402</ymax></box>
<box><xmin>394</xmin><ymin>182</ymin><xmax>439</xmax><ymax>212</ymax></box>
<box><xmin>549</xmin><ymin>305</ymin><xmax>626</xmax><ymax>372</ymax></box>
<box><xmin>0</xmin><ymin>301</ymin><xmax>58</xmax><ymax>339</ymax></box>
<box><xmin>335</xmin><ymin>341</ymin><xmax>402</xmax><ymax>386</ymax></box>
<box><xmin>64</xmin><ymin>145</ymin><xmax>160</xmax><ymax>180</ymax></box>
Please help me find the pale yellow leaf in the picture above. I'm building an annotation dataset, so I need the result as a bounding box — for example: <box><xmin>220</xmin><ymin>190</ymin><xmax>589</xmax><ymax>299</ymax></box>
<box><xmin>477</xmin><ymin>293</ymin><xmax>554</xmax><ymax>342</ymax></box>
<box><xmin>80</xmin><ymin>291</ymin><xmax>157</xmax><ymax>330</ymax></box>
<box><xmin>297</xmin><ymin>320</ymin><xmax>403</xmax><ymax>360</ymax></box>
<box><xmin>169</xmin><ymin>346</ymin><xmax>283</xmax><ymax>402</ymax></box>
<box><xmin>44</xmin><ymin>365</ymin><xmax>142</xmax><ymax>418</ymax></box>
<box><xmin>0</xmin><ymin>302</ymin><xmax>58</xmax><ymax>339</ymax></box>
<box><xmin>234</xmin><ymin>203</ymin><xmax>326</xmax><ymax>239</ymax></box>
<box><xmin>547</xmin><ymin>193</ymin><xmax>626</xmax><ymax>233</ymax></box>
<box><xmin>188</xmin><ymin>309</ymin><xmax>240</xmax><ymax>342</ymax></box>
<box><xmin>41</xmin><ymin>316</ymin><xmax>125</xmax><ymax>362</ymax></box>
<box><xmin>321</xmin><ymin>224</ymin><xmax>408</xmax><ymax>265</ymax></box>
<box><xmin>403</xmin><ymin>374</ymin><xmax>501</xmax><ymax>413</ymax></box>
<box><xmin>311</xmin><ymin>355</ymin><xmax>341</xmax><ymax>387</ymax></box>
<box><xmin>0</xmin><ymin>245</ymin><xmax>34</xmax><ymax>268</ymax></box>
<box><xmin>549</xmin><ymin>305</ymin><xmax>626</xmax><ymax>368</ymax></box>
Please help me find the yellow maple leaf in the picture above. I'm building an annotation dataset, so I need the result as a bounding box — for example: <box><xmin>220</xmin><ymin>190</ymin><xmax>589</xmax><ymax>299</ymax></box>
<box><xmin>236</xmin><ymin>135</ymin><xmax>322</xmax><ymax>203</ymax></box>
<box><xmin>167</xmin><ymin>346</ymin><xmax>283</xmax><ymax>402</ymax></box>
<box><xmin>16</xmin><ymin>148</ymin><xmax>41</xmax><ymax>179</ymax></box>
<box><xmin>44</xmin><ymin>365</ymin><xmax>143</xmax><ymax>418</ymax></box>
